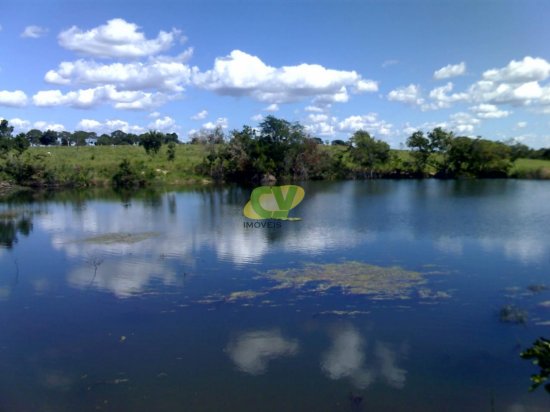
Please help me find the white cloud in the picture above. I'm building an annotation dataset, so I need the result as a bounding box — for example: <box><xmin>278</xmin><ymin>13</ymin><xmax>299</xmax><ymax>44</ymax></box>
<box><xmin>44</xmin><ymin>52</ymin><xmax>194</xmax><ymax>92</ymax></box>
<box><xmin>433</xmin><ymin>62</ymin><xmax>466</xmax><ymax>80</ymax></box>
<box><xmin>202</xmin><ymin>117</ymin><xmax>228</xmax><ymax>130</ymax></box>
<box><xmin>8</xmin><ymin>118</ymin><xmax>31</xmax><ymax>132</ymax></box>
<box><xmin>483</xmin><ymin>56</ymin><xmax>550</xmax><ymax>83</ymax></box>
<box><xmin>337</xmin><ymin>113</ymin><xmax>393</xmax><ymax>136</ymax></box>
<box><xmin>354</xmin><ymin>79</ymin><xmax>379</xmax><ymax>93</ymax></box>
<box><xmin>387</xmin><ymin>84</ymin><xmax>424</xmax><ymax>106</ymax></box>
<box><xmin>226</xmin><ymin>330</ymin><xmax>299</xmax><ymax>375</ymax></box>
<box><xmin>517</xmin><ymin>121</ymin><xmax>527</xmax><ymax>128</ymax></box>
<box><xmin>21</xmin><ymin>25</ymin><xmax>48</xmax><ymax>38</ymax></box>
<box><xmin>191</xmin><ymin>110</ymin><xmax>208</xmax><ymax>120</ymax></box>
<box><xmin>470</xmin><ymin>103</ymin><xmax>511</xmax><ymax>119</ymax></box>
<box><xmin>251</xmin><ymin>114</ymin><xmax>264</xmax><ymax>122</ymax></box>
<box><xmin>58</xmin><ymin>18</ymin><xmax>181</xmax><ymax>58</ymax></box>
<box><xmin>422</xmin><ymin>82</ymin><xmax>468</xmax><ymax>110</ymax></box>
<box><xmin>148</xmin><ymin>111</ymin><xmax>161</xmax><ymax>118</ymax></box>
<box><xmin>448</xmin><ymin>112</ymin><xmax>480</xmax><ymax>134</ymax></box>
<box><xmin>32</xmin><ymin>86</ymin><xmax>172</xmax><ymax>110</ymax></box>
<box><xmin>304</xmin><ymin>112</ymin><xmax>393</xmax><ymax>138</ymax></box>
<box><xmin>76</xmin><ymin>118</ymin><xmax>144</xmax><ymax>134</ymax></box>
<box><xmin>148</xmin><ymin>116</ymin><xmax>176</xmax><ymax>132</ymax></box>
<box><xmin>193</xmin><ymin>50</ymin><xmax>377</xmax><ymax>104</ymax></box>
<box><xmin>0</xmin><ymin>90</ymin><xmax>27</xmax><ymax>107</ymax></box>
<box><xmin>264</xmin><ymin>103</ymin><xmax>279</xmax><ymax>112</ymax></box>
<box><xmin>33</xmin><ymin>121</ymin><xmax>65</xmax><ymax>132</ymax></box>
<box><xmin>304</xmin><ymin>105</ymin><xmax>325</xmax><ymax>113</ymax></box>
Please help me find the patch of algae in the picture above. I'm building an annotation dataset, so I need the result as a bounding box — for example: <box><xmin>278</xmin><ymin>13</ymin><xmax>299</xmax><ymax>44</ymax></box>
<box><xmin>226</xmin><ymin>290</ymin><xmax>267</xmax><ymax>302</ymax></box>
<box><xmin>81</xmin><ymin>232</ymin><xmax>159</xmax><ymax>244</ymax></box>
<box><xmin>265</xmin><ymin>261</ymin><xmax>426</xmax><ymax>300</ymax></box>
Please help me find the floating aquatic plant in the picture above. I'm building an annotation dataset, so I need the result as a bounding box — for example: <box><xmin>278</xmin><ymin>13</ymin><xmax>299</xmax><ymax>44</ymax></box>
<box><xmin>264</xmin><ymin>261</ymin><xmax>426</xmax><ymax>300</ymax></box>
<box><xmin>80</xmin><ymin>232</ymin><xmax>159</xmax><ymax>244</ymax></box>
<box><xmin>499</xmin><ymin>304</ymin><xmax>528</xmax><ymax>324</ymax></box>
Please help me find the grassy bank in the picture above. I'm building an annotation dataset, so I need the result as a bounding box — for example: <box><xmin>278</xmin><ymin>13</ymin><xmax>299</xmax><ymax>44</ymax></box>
<box><xmin>1</xmin><ymin>145</ymin><xmax>550</xmax><ymax>190</ymax></box>
<box><xmin>0</xmin><ymin>145</ymin><xmax>209</xmax><ymax>187</ymax></box>
<box><xmin>509</xmin><ymin>158</ymin><xmax>550</xmax><ymax>179</ymax></box>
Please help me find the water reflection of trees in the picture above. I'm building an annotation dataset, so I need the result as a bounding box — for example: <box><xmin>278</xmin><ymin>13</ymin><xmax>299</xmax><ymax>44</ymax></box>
<box><xmin>0</xmin><ymin>212</ymin><xmax>33</xmax><ymax>248</ymax></box>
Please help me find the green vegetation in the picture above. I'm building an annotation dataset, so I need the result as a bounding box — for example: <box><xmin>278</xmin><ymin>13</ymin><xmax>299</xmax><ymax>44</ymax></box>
<box><xmin>1</xmin><ymin>116</ymin><xmax>550</xmax><ymax>189</ymax></box>
<box><xmin>521</xmin><ymin>337</ymin><xmax>550</xmax><ymax>393</ymax></box>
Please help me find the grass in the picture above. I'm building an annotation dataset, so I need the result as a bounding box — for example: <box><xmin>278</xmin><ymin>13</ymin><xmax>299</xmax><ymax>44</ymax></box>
<box><xmin>509</xmin><ymin>158</ymin><xmax>550</xmax><ymax>179</ymax></box>
<box><xmin>2</xmin><ymin>145</ymin><xmax>550</xmax><ymax>189</ymax></box>
<box><xmin>24</xmin><ymin>144</ymin><xmax>209</xmax><ymax>186</ymax></box>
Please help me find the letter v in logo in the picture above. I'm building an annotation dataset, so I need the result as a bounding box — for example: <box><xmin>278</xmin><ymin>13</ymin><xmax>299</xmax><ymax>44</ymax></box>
<box><xmin>243</xmin><ymin>185</ymin><xmax>305</xmax><ymax>220</ymax></box>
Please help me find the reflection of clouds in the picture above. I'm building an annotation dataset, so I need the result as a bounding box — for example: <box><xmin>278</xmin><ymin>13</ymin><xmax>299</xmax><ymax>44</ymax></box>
<box><xmin>68</xmin><ymin>260</ymin><xmax>177</xmax><ymax>298</ymax></box>
<box><xmin>434</xmin><ymin>236</ymin><xmax>463</xmax><ymax>256</ymax></box>
<box><xmin>226</xmin><ymin>329</ymin><xmax>299</xmax><ymax>375</ymax></box>
<box><xmin>321</xmin><ymin>325</ymin><xmax>374</xmax><ymax>389</ymax></box>
<box><xmin>321</xmin><ymin>325</ymin><xmax>407</xmax><ymax>389</ymax></box>
<box><xmin>375</xmin><ymin>342</ymin><xmax>407</xmax><ymax>389</ymax></box>
<box><xmin>480</xmin><ymin>236</ymin><xmax>546</xmax><ymax>264</ymax></box>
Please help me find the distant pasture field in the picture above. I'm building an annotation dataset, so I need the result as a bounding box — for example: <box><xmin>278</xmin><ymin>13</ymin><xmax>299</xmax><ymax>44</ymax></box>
<box><xmin>28</xmin><ymin>145</ymin><xmax>209</xmax><ymax>186</ymax></box>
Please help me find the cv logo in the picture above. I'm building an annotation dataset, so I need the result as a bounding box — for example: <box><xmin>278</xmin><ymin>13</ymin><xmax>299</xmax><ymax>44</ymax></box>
<box><xmin>243</xmin><ymin>185</ymin><xmax>305</xmax><ymax>220</ymax></box>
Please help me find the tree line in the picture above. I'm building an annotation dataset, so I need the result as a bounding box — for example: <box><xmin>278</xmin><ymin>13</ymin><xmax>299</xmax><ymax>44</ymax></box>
<box><xmin>0</xmin><ymin>119</ymin><xmax>179</xmax><ymax>151</ymax></box>
<box><xmin>196</xmin><ymin>115</ymin><xmax>536</xmax><ymax>181</ymax></box>
<box><xmin>1</xmin><ymin>115</ymin><xmax>549</xmax><ymax>187</ymax></box>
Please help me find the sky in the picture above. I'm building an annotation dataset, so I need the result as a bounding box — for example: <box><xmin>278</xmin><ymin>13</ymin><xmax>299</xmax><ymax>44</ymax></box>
<box><xmin>1</xmin><ymin>0</ymin><xmax>550</xmax><ymax>147</ymax></box>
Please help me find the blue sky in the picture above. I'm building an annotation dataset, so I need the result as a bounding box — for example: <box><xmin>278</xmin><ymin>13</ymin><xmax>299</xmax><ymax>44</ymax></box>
<box><xmin>2</xmin><ymin>0</ymin><xmax>550</xmax><ymax>147</ymax></box>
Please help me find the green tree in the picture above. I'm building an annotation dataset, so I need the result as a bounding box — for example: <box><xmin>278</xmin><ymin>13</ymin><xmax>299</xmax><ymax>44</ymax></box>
<box><xmin>26</xmin><ymin>129</ymin><xmax>42</xmax><ymax>145</ymax></box>
<box><xmin>166</xmin><ymin>142</ymin><xmax>176</xmax><ymax>161</ymax></box>
<box><xmin>13</xmin><ymin>133</ymin><xmax>30</xmax><ymax>154</ymax></box>
<box><xmin>140</xmin><ymin>130</ymin><xmax>163</xmax><ymax>155</ymax></box>
<box><xmin>348</xmin><ymin>130</ymin><xmax>390</xmax><ymax>177</ymax></box>
<box><xmin>406</xmin><ymin>130</ymin><xmax>431</xmax><ymax>173</ymax></box>
<box><xmin>39</xmin><ymin>130</ymin><xmax>58</xmax><ymax>146</ymax></box>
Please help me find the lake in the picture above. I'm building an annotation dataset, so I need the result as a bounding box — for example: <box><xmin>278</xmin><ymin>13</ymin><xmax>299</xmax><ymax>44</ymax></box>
<box><xmin>1</xmin><ymin>180</ymin><xmax>549</xmax><ymax>411</ymax></box>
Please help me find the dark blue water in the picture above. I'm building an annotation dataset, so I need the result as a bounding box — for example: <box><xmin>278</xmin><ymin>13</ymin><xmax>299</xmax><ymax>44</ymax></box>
<box><xmin>1</xmin><ymin>180</ymin><xmax>550</xmax><ymax>411</ymax></box>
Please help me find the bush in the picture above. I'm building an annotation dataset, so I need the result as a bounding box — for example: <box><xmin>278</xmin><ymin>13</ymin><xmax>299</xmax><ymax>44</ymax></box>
<box><xmin>112</xmin><ymin>159</ymin><xmax>151</xmax><ymax>188</ymax></box>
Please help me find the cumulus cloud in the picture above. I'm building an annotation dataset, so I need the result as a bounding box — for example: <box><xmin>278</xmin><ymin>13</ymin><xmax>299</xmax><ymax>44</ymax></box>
<box><xmin>76</xmin><ymin>118</ymin><xmax>145</xmax><ymax>134</ymax></box>
<box><xmin>44</xmin><ymin>52</ymin><xmax>194</xmax><ymax>92</ymax></box>
<box><xmin>226</xmin><ymin>329</ymin><xmax>299</xmax><ymax>375</ymax></box>
<box><xmin>5</xmin><ymin>118</ymin><xmax>67</xmax><ymax>133</ymax></box>
<box><xmin>58</xmin><ymin>18</ymin><xmax>181</xmax><ymax>58</ymax></box>
<box><xmin>304</xmin><ymin>112</ymin><xmax>393</xmax><ymax>138</ymax></box>
<box><xmin>202</xmin><ymin>117</ymin><xmax>228</xmax><ymax>130</ymax></box>
<box><xmin>337</xmin><ymin>113</ymin><xmax>393</xmax><ymax>136</ymax></box>
<box><xmin>517</xmin><ymin>121</ymin><xmax>527</xmax><ymax>128</ymax></box>
<box><xmin>422</xmin><ymin>82</ymin><xmax>468</xmax><ymax>110</ymax></box>
<box><xmin>470</xmin><ymin>103</ymin><xmax>511</xmax><ymax>119</ymax></box>
<box><xmin>191</xmin><ymin>110</ymin><xmax>208</xmax><ymax>120</ymax></box>
<box><xmin>193</xmin><ymin>50</ymin><xmax>377</xmax><ymax>104</ymax></box>
<box><xmin>0</xmin><ymin>90</ymin><xmax>28</xmax><ymax>107</ymax></box>
<box><xmin>387</xmin><ymin>84</ymin><xmax>424</xmax><ymax>106</ymax></box>
<box><xmin>32</xmin><ymin>86</ymin><xmax>172</xmax><ymax>110</ymax></box>
<box><xmin>21</xmin><ymin>25</ymin><xmax>48</xmax><ymax>38</ymax></box>
<box><xmin>33</xmin><ymin>121</ymin><xmax>65</xmax><ymax>132</ymax></box>
<box><xmin>483</xmin><ymin>56</ymin><xmax>550</xmax><ymax>83</ymax></box>
<box><xmin>433</xmin><ymin>62</ymin><xmax>466</xmax><ymax>80</ymax></box>
<box><xmin>148</xmin><ymin>115</ymin><xmax>177</xmax><ymax>132</ymax></box>
<box><xmin>448</xmin><ymin>112</ymin><xmax>480</xmax><ymax>134</ymax></box>
<box><xmin>264</xmin><ymin>103</ymin><xmax>279</xmax><ymax>112</ymax></box>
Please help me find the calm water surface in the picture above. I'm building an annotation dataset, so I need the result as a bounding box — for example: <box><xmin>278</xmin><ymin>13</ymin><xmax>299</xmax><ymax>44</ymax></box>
<box><xmin>1</xmin><ymin>180</ymin><xmax>550</xmax><ymax>411</ymax></box>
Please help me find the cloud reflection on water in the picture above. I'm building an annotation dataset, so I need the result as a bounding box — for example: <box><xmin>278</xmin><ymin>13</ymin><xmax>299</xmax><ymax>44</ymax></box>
<box><xmin>321</xmin><ymin>325</ymin><xmax>407</xmax><ymax>390</ymax></box>
<box><xmin>226</xmin><ymin>329</ymin><xmax>299</xmax><ymax>375</ymax></box>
